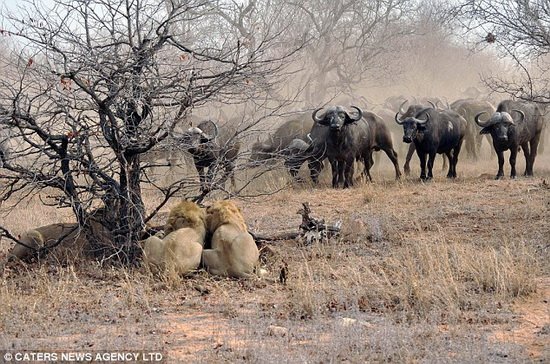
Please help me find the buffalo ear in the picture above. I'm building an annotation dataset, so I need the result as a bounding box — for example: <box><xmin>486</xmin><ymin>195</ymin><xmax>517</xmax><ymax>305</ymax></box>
<box><xmin>417</xmin><ymin>124</ymin><xmax>427</xmax><ymax>131</ymax></box>
<box><xmin>480</xmin><ymin>127</ymin><xmax>491</xmax><ymax>135</ymax></box>
<box><xmin>316</xmin><ymin>117</ymin><xmax>329</xmax><ymax>126</ymax></box>
<box><xmin>344</xmin><ymin>117</ymin><xmax>359</xmax><ymax>125</ymax></box>
<box><xmin>344</xmin><ymin>112</ymin><xmax>362</xmax><ymax>125</ymax></box>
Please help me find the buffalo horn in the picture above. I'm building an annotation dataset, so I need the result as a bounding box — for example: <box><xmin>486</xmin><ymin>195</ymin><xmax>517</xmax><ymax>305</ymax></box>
<box><xmin>474</xmin><ymin>112</ymin><xmax>493</xmax><ymax>127</ymax></box>
<box><xmin>349</xmin><ymin>106</ymin><xmax>363</xmax><ymax>121</ymax></box>
<box><xmin>394</xmin><ymin>112</ymin><xmax>405</xmax><ymax>125</ymax></box>
<box><xmin>414</xmin><ymin>108</ymin><xmax>431</xmax><ymax>125</ymax></box>
<box><xmin>511</xmin><ymin>109</ymin><xmax>524</xmax><ymax>123</ymax></box>
<box><xmin>398</xmin><ymin>100</ymin><xmax>408</xmax><ymax>115</ymax></box>
<box><xmin>312</xmin><ymin>108</ymin><xmax>324</xmax><ymax>123</ymax></box>
<box><xmin>202</xmin><ymin>119</ymin><xmax>219</xmax><ymax>140</ymax></box>
<box><xmin>427</xmin><ymin>100</ymin><xmax>437</xmax><ymax>109</ymax></box>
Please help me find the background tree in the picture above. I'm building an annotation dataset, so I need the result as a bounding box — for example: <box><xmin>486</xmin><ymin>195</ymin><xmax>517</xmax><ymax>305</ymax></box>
<box><xmin>286</xmin><ymin>0</ymin><xmax>418</xmax><ymax>104</ymax></box>
<box><xmin>454</xmin><ymin>0</ymin><xmax>550</xmax><ymax>102</ymax></box>
<box><xmin>0</xmin><ymin>0</ymin><xmax>300</xmax><ymax>262</ymax></box>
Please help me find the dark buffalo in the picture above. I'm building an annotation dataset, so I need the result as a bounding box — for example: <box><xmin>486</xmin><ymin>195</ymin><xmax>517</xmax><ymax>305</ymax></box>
<box><xmin>311</xmin><ymin>105</ymin><xmax>365</xmax><ymax>188</ymax></box>
<box><xmin>395</xmin><ymin>106</ymin><xmax>467</xmax><ymax>180</ymax></box>
<box><xmin>250</xmin><ymin>115</ymin><xmax>314</xmax><ymax>179</ymax></box>
<box><xmin>372</xmin><ymin>106</ymin><xmax>409</xmax><ymax>159</ymax></box>
<box><xmin>475</xmin><ymin>100</ymin><xmax>543</xmax><ymax>179</ymax></box>
<box><xmin>299</xmin><ymin>117</ymin><xmax>330</xmax><ymax>184</ymax></box>
<box><xmin>180</xmin><ymin>119</ymin><xmax>241</xmax><ymax>192</ymax></box>
<box><xmin>394</xmin><ymin>101</ymin><xmax>448</xmax><ymax>175</ymax></box>
<box><xmin>450</xmin><ymin>98</ymin><xmax>495</xmax><ymax>160</ymax></box>
<box><xmin>309</xmin><ymin>106</ymin><xmax>400</xmax><ymax>188</ymax></box>
<box><xmin>363</xmin><ymin>111</ymin><xmax>401</xmax><ymax>181</ymax></box>
<box><xmin>538</xmin><ymin>104</ymin><xmax>550</xmax><ymax>154</ymax></box>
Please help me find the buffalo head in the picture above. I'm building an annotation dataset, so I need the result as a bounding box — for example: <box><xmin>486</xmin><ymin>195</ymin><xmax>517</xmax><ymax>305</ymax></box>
<box><xmin>474</xmin><ymin>110</ymin><xmax>524</xmax><ymax>143</ymax></box>
<box><xmin>180</xmin><ymin>119</ymin><xmax>219</xmax><ymax>149</ymax></box>
<box><xmin>312</xmin><ymin>106</ymin><xmax>363</xmax><ymax>132</ymax></box>
<box><xmin>395</xmin><ymin>107</ymin><xmax>430</xmax><ymax>143</ymax></box>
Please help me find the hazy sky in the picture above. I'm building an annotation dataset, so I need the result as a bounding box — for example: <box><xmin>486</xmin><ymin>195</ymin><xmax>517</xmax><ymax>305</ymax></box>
<box><xmin>1</xmin><ymin>0</ymin><xmax>20</xmax><ymax>10</ymax></box>
<box><xmin>1</xmin><ymin>0</ymin><xmax>54</xmax><ymax>12</ymax></box>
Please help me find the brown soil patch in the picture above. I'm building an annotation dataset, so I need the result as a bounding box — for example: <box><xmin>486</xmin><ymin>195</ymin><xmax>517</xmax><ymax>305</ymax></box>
<box><xmin>490</xmin><ymin>277</ymin><xmax>550</xmax><ymax>360</ymax></box>
<box><xmin>160</xmin><ymin>312</ymin><xmax>236</xmax><ymax>361</ymax></box>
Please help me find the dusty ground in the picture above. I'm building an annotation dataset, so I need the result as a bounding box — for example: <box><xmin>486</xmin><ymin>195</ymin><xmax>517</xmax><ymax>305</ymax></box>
<box><xmin>0</xmin><ymin>150</ymin><xmax>549</xmax><ymax>363</ymax></box>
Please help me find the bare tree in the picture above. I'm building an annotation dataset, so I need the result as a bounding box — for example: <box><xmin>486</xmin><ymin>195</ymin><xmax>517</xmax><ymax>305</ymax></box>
<box><xmin>0</xmin><ymin>0</ymin><xmax>301</xmax><ymax>263</ymax></box>
<box><xmin>280</xmin><ymin>0</ymin><xmax>418</xmax><ymax>103</ymax></box>
<box><xmin>454</xmin><ymin>0</ymin><xmax>550</xmax><ymax>103</ymax></box>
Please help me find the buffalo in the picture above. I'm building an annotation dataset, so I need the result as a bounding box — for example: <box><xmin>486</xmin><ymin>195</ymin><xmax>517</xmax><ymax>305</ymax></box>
<box><xmin>394</xmin><ymin>101</ymin><xmax>448</xmax><ymax>176</ymax></box>
<box><xmin>298</xmin><ymin>117</ymin><xmax>331</xmax><ymax>184</ymax></box>
<box><xmin>180</xmin><ymin>119</ymin><xmax>241</xmax><ymax>193</ymax></box>
<box><xmin>308</xmin><ymin>105</ymin><xmax>400</xmax><ymax>188</ymax></box>
<box><xmin>538</xmin><ymin>104</ymin><xmax>550</xmax><ymax>154</ymax></box>
<box><xmin>474</xmin><ymin>100</ymin><xmax>544</xmax><ymax>179</ymax></box>
<box><xmin>395</xmin><ymin>106</ymin><xmax>467</xmax><ymax>180</ymax></box>
<box><xmin>371</xmin><ymin>106</ymin><xmax>409</xmax><ymax>161</ymax></box>
<box><xmin>250</xmin><ymin>115</ymin><xmax>314</xmax><ymax>180</ymax></box>
<box><xmin>450</xmin><ymin>98</ymin><xmax>495</xmax><ymax>160</ymax></box>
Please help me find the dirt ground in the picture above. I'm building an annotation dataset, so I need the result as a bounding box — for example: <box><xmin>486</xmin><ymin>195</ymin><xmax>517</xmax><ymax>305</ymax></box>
<box><xmin>0</xmin><ymin>150</ymin><xmax>549</xmax><ymax>363</ymax></box>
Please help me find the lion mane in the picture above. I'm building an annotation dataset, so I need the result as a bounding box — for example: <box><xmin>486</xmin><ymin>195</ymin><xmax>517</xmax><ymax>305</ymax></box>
<box><xmin>202</xmin><ymin>200</ymin><xmax>259</xmax><ymax>278</ymax></box>
<box><xmin>164</xmin><ymin>200</ymin><xmax>207</xmax><ymax>240</ymax></box>
<box><xmin>205</xmin><ymin>200</ymin><xmax>248</xmax><ymax>233</ymax></box>
<box><xmin>143</xmin><ymin>200</ymin><xmax>207</xmax><ymax>277</ymax></box>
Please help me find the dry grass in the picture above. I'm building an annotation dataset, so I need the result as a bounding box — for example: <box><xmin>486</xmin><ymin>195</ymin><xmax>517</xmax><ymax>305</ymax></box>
<box><xmin>0</xmin><ymin>150</ymin><xmax>549</xmax><ymax>363</ymax></box>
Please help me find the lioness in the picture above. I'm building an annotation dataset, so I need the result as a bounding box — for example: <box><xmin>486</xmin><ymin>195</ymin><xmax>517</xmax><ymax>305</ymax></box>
<box><xmin>1</xmin><ymin>223</ymin><xmax>86</xmax><ymax>268</ymax></box>
<box><xmin>202</xmin><ymin>200</ymin><xmax>259</xmax><ymax>278</ymax></box>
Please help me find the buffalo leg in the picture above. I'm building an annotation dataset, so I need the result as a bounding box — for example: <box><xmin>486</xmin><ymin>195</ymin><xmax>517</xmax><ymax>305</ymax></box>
<box><xmin>287</xmin><ymin>165</ymin><xmax>301</xmax><ymax>181</ymax></box>
<box><xmin>329</xmin><ymin>159</ymin><xmax>340</xmax><ymax>188</ymax></box>
<box><xmin>284</xmin><ymin>158</ymin><xmax>303</xmax><ymax>182</ymax></box>
<box><xmin>343</xmin><ymin>160</ymin><xmax>354</xmax><ymax>188</ymax></box>
<box><xmin>445</xmin><ymin>151</ymin><xmax>454</xmax><ymax>178</ymax></box>
<box><xmin>447</xmin><ymin>141</ymin><xmax>462</xmax><ymax>178</ymax></box>
<box><xmin>308</xmin><ymin>159</ymin><xmax>323</xmax><ymax>184</ymax></box>
<box><xmin>509</xmin><ymin>147</ymin><xmax>518</xmax><ymax>179</ymax></box>
<box><xmin>526</xmin><ymin>134</ymin><xmax>540</xmax><ymax>176</ymax></box>
<box><xmin>223</xmin><ymin>160</ymin><xmax>237</xmax><ymax>191</ymax></box>
<box><xmin>495</xmin><ymin>150</ymin><xmax>505</xmax><ymax>179</ymax></box>
<box><xmin>427</xmin><ymin>152</ymin><xmax>436</xmax><ymax>180</ymax></box>
<box><xmin>196</xmin><ymin>166</ymin><xmax>208</xmax><ymax>192</ymax></box>
<box><xmin>382</xmin><ymin>147</ymin><xmax>401</xmax><ymax>180</ymax></box>
<box><xmin>418</xmin><ymin>152</ymin><xmax>428</xmax><ymax>180</ymax></box>
<box><xmin>361</xmin><ymin>152</ymin><xmax>373</xmax><ymax>182</ymax></box>
<box><xmin>403</xmin><ymin>143</ymin><xmax>415</xmax><ymax>175</ymax></box>
<box><xmin>441</xmin><ymin>154</ymin><xmax>448</xmax><ymax>172</ymax></box>
<box><xmin>365</xmin><ymin>153</ymin><xmax>374</xmax><ymax>182</ymax></box>
<box><xmin>520</xmin><ymin>142</ymin><xmax>531</xmax><ymax>177</ymax></box>
<box><xmin>337</xmin><ymin>160</ymin><xmax>346</xmax><ymax>187</ymax></box>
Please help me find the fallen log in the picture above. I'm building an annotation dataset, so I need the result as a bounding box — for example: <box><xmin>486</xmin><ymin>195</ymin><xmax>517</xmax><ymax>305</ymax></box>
<box><xmin>251</xmin><ymin>202</ymin><xmax>341</xmax><ymax>245</ymax></box>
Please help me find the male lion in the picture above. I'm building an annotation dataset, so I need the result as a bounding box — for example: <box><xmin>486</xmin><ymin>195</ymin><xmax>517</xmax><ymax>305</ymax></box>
<box><xmin>164</xmin><ymin>200</ymin><xmax>207</xmax><ymax>239</ymax></box>
<box><xmin>142</xmin><ymin>200</ymin><xmax>207</xmax><ymax>277</ymax></box>
<box><xmin>1</xmin><ymin>223</ymin><xmax>86</xmax><ymax>268</ymax></box>
<box><xmin>202</xmin><ymin>200</ymin><xmax>259</xmax><ymax>278</ymax></box>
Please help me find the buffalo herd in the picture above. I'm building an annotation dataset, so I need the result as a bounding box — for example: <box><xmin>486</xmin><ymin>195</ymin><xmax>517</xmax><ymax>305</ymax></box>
<box><xmin>180</xmin><ymin>97</ymin><xmax>547</xmax><ymax>189</ymax></box>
